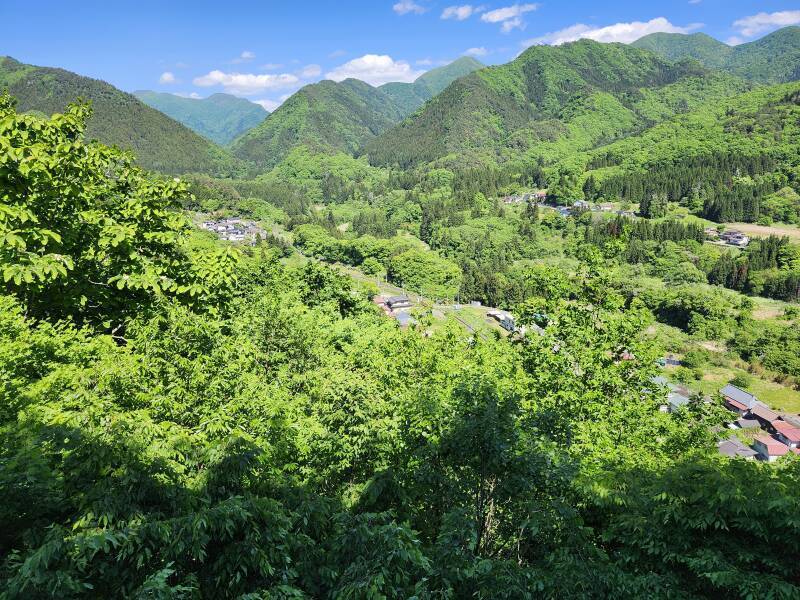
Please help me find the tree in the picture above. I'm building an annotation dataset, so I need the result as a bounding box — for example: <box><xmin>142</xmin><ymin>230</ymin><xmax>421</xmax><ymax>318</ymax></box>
<box><xmin>0</xmin><ymin>94</ymin><xmax>238</xmax><ymax>328</ymax></box>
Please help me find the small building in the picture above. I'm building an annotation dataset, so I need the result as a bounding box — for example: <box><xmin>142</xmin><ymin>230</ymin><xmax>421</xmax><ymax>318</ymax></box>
<box><xmin>772</xmin><ymin>420</ymin><xmax>800</xmax><ymax>448</ymax></box>
<box><xmin>752</xmin><ymin>435</ymin><xmax>791</xmax><ymax>462</ymax></box>
<box><xmin>734</xmin><ymin>417</ymin><xmax>761</xmax><ymax>430</ymax></box>
<box><xmin>779</xmin><ymin>413</ymin><xmax>800</xmax><ymax>429</ymax></box>
<box><xmin>720</xmin><ymin>384</ymin><xmax>758</xmax><ymax>415</ymax></box>
<box><xmin>667</xmin><ymin>388</ymin><xmax>691</xmax><ymax>413</ymax></box>
<box><xmin>394</xmin><ymin>311</ymin><xmax>416</xmax><ymax>328</ymax></box>
<box><xmin>487</xmin><ymin>310</ymin><xmax>516</xmax><ymax>332</ymax></box>
<box><xmin>386</xmin><ymin>295</ymin><xmax>412</xmax><ymax>310</ymax></box>
<box><xmin>751</xmin><ymin>404</ymin><xmax>780</xmax><ymax>429</ymax></box>
<box><xmin>717</xmin><ymin>438</ymin><xmax>758</xmax><ymax>460</ymax></box>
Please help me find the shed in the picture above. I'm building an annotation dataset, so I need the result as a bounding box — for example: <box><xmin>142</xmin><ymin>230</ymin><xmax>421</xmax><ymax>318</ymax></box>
<box><xmin>386</xmin><ymin>295</ymin><xmax>412</xmax><ymax>310</ymax></box>
<box><xmin>717</xmin><ymin>438</ymin><xmax>758</xmax><ymax>460</ymax></box>
<box><xmin>751</xmin><ymin>404</ymin><xmax>779</xmax><ymax>428</ymax></box>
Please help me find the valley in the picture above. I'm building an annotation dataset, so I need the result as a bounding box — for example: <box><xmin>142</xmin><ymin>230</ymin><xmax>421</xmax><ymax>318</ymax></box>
<box><xmin>3</xmin><ymin>12</ymin><xmax>800</xmax><ymax>598</ymax></box>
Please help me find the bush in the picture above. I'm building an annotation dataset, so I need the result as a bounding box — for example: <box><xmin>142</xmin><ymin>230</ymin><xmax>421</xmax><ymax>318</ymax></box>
<box><xmin>730</xmin><ymin>373</ymin><xmax>752</xmax><ymax>389</ymax></box>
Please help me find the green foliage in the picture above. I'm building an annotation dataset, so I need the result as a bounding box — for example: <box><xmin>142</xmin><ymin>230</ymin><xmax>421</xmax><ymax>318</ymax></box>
<box><xmin>0</xmin><ymin>57</ymin><xmax>242</xmax><ymax>176</ymax></box>
<box><xmin>387</xmin><ymin>247</ymin><xmax>462</xmax><ymax>300</ymax></box>
<box><xmin>0</xmin><ymin>96</ymin><xmax>239</xmax><ymax>326</ymax></box>
<box><xmin>135</xmin><ymin>91</ymin><xmax>268</xmax><ymax>145</ymax></box>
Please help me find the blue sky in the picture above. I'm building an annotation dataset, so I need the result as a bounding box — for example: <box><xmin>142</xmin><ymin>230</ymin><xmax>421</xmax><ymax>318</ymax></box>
<box><xmin>2</xmin><ymin>1</ymin><xmax>799</xmax><ymax>110</ymax></box>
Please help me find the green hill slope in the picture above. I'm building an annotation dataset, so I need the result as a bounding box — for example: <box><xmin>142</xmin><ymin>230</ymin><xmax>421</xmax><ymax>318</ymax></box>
<box><xmin>578</xmin><ymin>82</ymin><xmax>800</xmax><ymax>222</ymax></box>
<box><xmin>365</xmin><ymin>40</ymin><xmax>748</xmax><ymax>168</ymax></box>
<box><xmin>134</xmin><ymin>90</ymin><xmax>268</xmax><ymax>145</ymax></box>
<box><xmin>230</xmin><ymin>78</ymin><xmax>405</xmax><ymax>170</ymax></box>
<box><xmin>0</xmin><ymin>57</ymin><xmax>241</xmax><ymax>175</ymax></box>
<box><xmin>380</xmin><ymin>56</ymin><xmax>484</xmax><ymax>114</ymax></box>
<box><xmin>632</xmin><ymin>27</ymin><xmax>800</xmax><ymax>83</ymax></box>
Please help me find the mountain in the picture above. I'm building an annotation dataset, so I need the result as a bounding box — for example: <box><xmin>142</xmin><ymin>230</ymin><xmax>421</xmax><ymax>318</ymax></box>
<box><xmin>632</xmin><ymin>27</ymin><xmax>800</xmax><ymax>83</ymax></box>
<box><xmin>365</xmin><ymin>39</ymin><xmax>749</xmax><ymax>168</ymax></box>
<box><xmin>380</xmin><ymin>56</ymin><xmax>484</xmax><ymax>114</ymax></box>
<box><xmin>229</xmin><ymin>57</ymin><xmax>484</xmax><ymax>170</ymax></box>
<box><xmin>134</xmin><ymin>91</ymin><xmax>268</xmax><ymax>145</ymax></box>
<box><xmin>230</xmin><ymin>78</ymin><xmax>405</xmax><ymax>170</ymax></box>
<box><xmin>0</xmin><ymin>56</ymin><xmax>240</xmax><ymax>175</ymax></box>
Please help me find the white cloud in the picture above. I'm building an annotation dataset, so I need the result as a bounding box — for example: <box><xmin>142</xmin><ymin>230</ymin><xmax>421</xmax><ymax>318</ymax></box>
<box><xmin>329</xmin><ymin>49</ymin><xmax>347</xmax><ymax>58</ymax></box>
<box><xmin>523</xmin><ymin>17</ymin><xmax>703</xmax><ymax>46</ymax></box>
<box><xmin>300</xmin><ymin>64</ymin><xmax>322</xmax><ymax>78</ymax></box>
<box><xmin>253</xmin><ymin>99</ymin><xmax>280</xmax><ymax>112</ymax></box>
<box><xmin>232</xmin><ymin>50</ymin><xmax>256</xmax><ymax>64</ymax></box>
<box><xmin>465</xmin><ymin>46</ymin><xmax>488</xmax><ymax>56</ymax></box>
<box><xmin>261</xmin><ymin>63</ymin><xmax>284</xmax><ymax>71</ymax></box>
<box><xmin>326</xmin><ymin>54</ymin><xmax>425</xmax><ymax>86</ymax></box>
<box><xmin>193</xmin><ymin>70</ymin><xmax>300</xmax><ymax>95</ymax></box>
<box><xmin>159</xmin><ymin>71</ymin><xmax>176</xmax><ymax>84</ymax></box>
<box><xmin>416</xmin><ymin>58</ymin><xmax>434</xmax><ymax>66</ymax></box>
<box><xmin>481</xmin><ymin>3</ymin><xmax>538</xmax><ymax>32</ymax></box>
<box><xmin>732</xmin><ymin>10</ymin><xmax>800</xmax><ymax>38</ymax></box>
<box><xmin>725</xmin><ymin>36</ymin><xmax>745</xmax><ymax>46</ymax></box>
<box><xmin>441</xmin><ymin>5</ymin><xmax>483</xmax><ymax>20</ymax></box>
<box><xmin>393</xmin><ymin>1</ymin><xmax>426</xmax><ymax>15</ymax></box>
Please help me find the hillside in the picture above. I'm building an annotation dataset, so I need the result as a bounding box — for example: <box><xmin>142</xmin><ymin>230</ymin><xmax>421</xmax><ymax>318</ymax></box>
<box><xmin>0</xmin><ymin>57</ymin><xmax>241</xmax><ymax>175</ymax></box>
<box><xmin>579</xmin><ymin>81</ymin><xmax>800</xmax><ymax>222</ymax></box>
<box><xmin>365</xmin><ymin>40</ymin><xmax>748</xmax><ymax>168</ymax></box>
<box><xmin>230</xmin><ymin>78</ymin><xmax>405</xmax><ymax>170</ymax></box>
<box><xmin>134</xmin><ymin>90</ymin><xmax>268</xmax><ymax>145</ymax></box>
<box><xmin>632</xmin><ymin>26</ymin><xmax>800</xmax><ymax>84</ymax></box>
<box><xmin>380</xmin><ymin>56</ymin><xmax>484</xmax><ymax>115</ymax></box>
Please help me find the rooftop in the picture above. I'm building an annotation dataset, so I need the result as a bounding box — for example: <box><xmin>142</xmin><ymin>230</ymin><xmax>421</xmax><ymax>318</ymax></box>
<box><xmin>772</xmin><ymin>420</ymin><xmax>800</xmax><ymax>443</ymax></box>
<box><xmin>720</xmin><ymin>384</ymin><xmax>757</xmax><ymax>408</ymax></box>
<box><xmin>753</xmin><ymin>435</ymin><xmax>790</xmax><ymax>456</ymax></box>
<box><xmin>717</xmin><ymin>438</ymin><xmax>758</xmax><ymax>459</ymax></box>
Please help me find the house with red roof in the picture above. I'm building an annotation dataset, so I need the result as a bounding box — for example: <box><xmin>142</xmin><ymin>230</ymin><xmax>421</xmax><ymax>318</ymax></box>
<box><xmin>772</xmin><ymin>420</ymin><xmax>800</xmax><ymax>449</ymax></box>
<box><xmin>752</xmin><ymin>435</ymin><xmax>791</xmax><ymax>462</ymax></box>
<box><xmin>720</xmin><ymin>384</ymin><xmax>758</xmax><ymax>416</ymax></box>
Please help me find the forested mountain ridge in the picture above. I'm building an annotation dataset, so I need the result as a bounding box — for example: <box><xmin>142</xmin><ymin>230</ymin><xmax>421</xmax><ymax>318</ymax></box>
<box><xmin>380</xmin><ymin>56</ymin><xmax>484</xmax><ymax>114</ymax></box>
<box><xmin>0</xmin><ymin>56</ymin><xmax>242</xmax><ymax>175</ymax></box>
<box><xmin>229</xmin><ymin>57</ymin><xmax>484</xmax><ymax>171</ymax></box>
<box><xmin>632</xmin><ymin>26</ymin><xmax>800</xmax><ymax>84</ymax></box>
<box><xmin>134</xmin><ymin>90</ymin><xmax>268</xmax><ymax>145</ymax></box>
<box><xmin>365</xmin><ymin>40</ymin><xmax>749</xmax><ymax>168</ymax></box>
<box><xmin>230</xmin><ymin>78</ymin><xmax>405</xmax><ymax>170</ymax></box>
<box><xmin>579</xmin><ymin>82</ymin><xmax>800</xmax><ymax>223</ymax></box>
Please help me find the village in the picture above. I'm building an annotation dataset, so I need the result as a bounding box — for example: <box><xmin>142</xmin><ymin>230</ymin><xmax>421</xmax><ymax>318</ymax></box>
<box><xmin>200</xmin><ymin>218</ymin><xmax>265</xmax><ymax>243</ymax></box>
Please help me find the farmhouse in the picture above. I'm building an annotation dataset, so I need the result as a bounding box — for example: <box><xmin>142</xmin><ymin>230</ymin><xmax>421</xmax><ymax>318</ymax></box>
<box><xmin>386</xmin><ymin>295</ymin><xmax>412</xmax><ymax>310</ymax></box>
<box><xmin>720</xmin><ymin>384</ymin><xmax>758</xmax><ymax>415</ymax></box>
<box><xmin>750</xmin><ymin>404</ymin><xmax>780</xmax><ymax>428</ymax></box>
<box><xmin>752</xmin><ymin>435</ymin><xmax>792</xmax><ymax>462</ymax></box>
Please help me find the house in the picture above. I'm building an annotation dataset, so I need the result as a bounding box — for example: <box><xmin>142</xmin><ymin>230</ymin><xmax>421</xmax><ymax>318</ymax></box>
<box><xmin>487</xmin><ymin>310</ymin><xmax>516</xmax><ymax>333</ymax></box>
<box><xmin>779</xmin><ymin>413</ymin><xmax>800</xmax><ymax>429</ymax></box>
<box><xmin>751</xmin><ymin>404</ymin><xmax>780</xmax><ymax>428</ymax></box>
<box><xmin>717</xmin><ymin>438</ymin><xmax>758</xmax><ymax>460</ymax></box>
<box><xmin>772</xmin><ymin>420</ymin><xmax>800</xmax><ymax>448</ymax></box>
<box><xmin>720</xmin><ymin>384</ymin><xmax>758</xmax><ymax>415</ymax></box>
<box><xmin>386</xmin><ymin>295</ymin><xmax>412</xmax><ymax>310</ymax></box>
<box><xmin>752</xmin><ymin>435</ymin><xmax>791</xmax><ymax>462</ymax></box>
<box><xmin>573</xmin><ymin>200</ymin><xmax>590</xmax><ymax>209</ymax></box>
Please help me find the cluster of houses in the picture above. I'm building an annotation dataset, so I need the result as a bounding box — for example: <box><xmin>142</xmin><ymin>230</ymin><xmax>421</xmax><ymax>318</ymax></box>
<box><xmin>201</xmin><ymin>219</ymin><xmax>263</xmax><ymax>243</ymax></box>
<box><xmin>502</xmin><ymin>191</ymin><xmax>547</xmax><ymax>204</ymax></box>
<box><xmin>705</xmin><ymin>228</ymin><xmax>750</xmax><ymax>248</ymax></box>
<box><xmin>720</xmin><ymin>384</ymin><xmax>800</xmax><ymax>461</ymax></box>
<box><xmin>373</xmin><ymin>295</ymin><xmax>417</xmax><ymax>328</ymax></box>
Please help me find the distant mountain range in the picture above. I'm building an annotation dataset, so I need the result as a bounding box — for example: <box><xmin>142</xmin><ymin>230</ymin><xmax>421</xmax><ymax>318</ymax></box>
<box><xmin>364</xmin><ymin>39</ymin><xmax>750</xmax><ymax>168</ymax></box>
<box><xmin>134</xmin><ymin>91</ymin><xmax>268</xmax><ymax>145</ymax></box>
<box><xmin>0</xmin><ymin>56</ymin><xmax>240</xmax><ymax>175</ymax></box>
<box><xmin>229</xmin><ymin>57</ymin><xmax>483</xmax><ymax>170</ymax></box>
<box><xmin>631</xmin><ymin>26</ymin><xmax>800</xmax><ymax>84</ymax></box>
